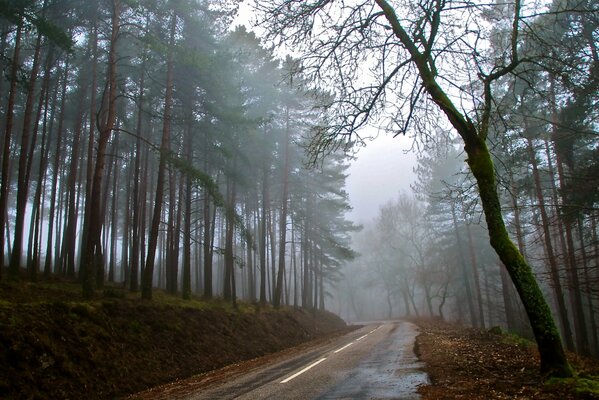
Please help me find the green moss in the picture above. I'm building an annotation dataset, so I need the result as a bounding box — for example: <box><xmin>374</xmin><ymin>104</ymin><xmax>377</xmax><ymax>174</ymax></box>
<box><xmin>502</xmin><ymin>332</ymin><xmax>535</xmax><ymax>348</ymax></box>
<box><xmin>488</xmin><ymin>326</ymin><xmax>503</xmax><ymax>335</ymax></box>
<box><xmin>467</xmin><ymin>140</ymin><xmax>496</xmax><ymax>185</ymax></box>
<box><xmin>546</xmin><ymin>376</ymin><xmax>599</xmax><ymax>396</ymax></box>
<box><xmin>488</xmin><ymin>326</ymin><xmax>535</xmax><ymax>348</ymax></box>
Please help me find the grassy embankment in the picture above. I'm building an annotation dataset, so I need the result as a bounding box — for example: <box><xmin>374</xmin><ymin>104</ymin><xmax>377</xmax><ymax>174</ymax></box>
<box><xmin>0</xmin><ymin>278</ymin><xmax>347</xmax><ymax>399</ymax></box>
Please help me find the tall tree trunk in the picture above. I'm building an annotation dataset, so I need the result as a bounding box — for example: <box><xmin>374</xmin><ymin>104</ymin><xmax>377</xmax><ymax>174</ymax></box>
<box><xmin>194</xmin><ymin>213</ymin><xmax>202</xmax><ymax>294</ymax></box>
<box><xmin>450</xmin><ymin>204</ymin><xmax>478</xmax><ymax>327</ymax></box>
<box><xmin>172</xmin><ymin>173</ymin><xmax>184</xmax><ymax>293</ymax></box>
<box><xmin>182</xmin><ymin>125</ymin><xmax>193</xmax><ymax>300</ymax></box>
<box><xmin>142</xmin><ymin>7</ymin><xmax>176</xmax><ymax>300</ymax></box>
<box><xmin>259</xmin><ymin>167</ymin><xmax>269</xmax><ymax>305</ymax></box>
<box><xmin>302</xmin><ymin>200</ymin><xmax>313</xmax><ymax>309</ymax></box>
<box><xmin>465</xmin><ymin>222</ymin><xmax>486</xmax><ymax>329</ymax></box>
<box><xmin>526</xmin><ymin>135</ymin><xmax>574</xmax><ymax>349</ymax></box>
<box><xmin>223</xmin><ymin>177</ymin><xmax>236</xmax><ymax>302</ymax></box>
<box><xmin>465</xmin><ymin>133</ymin><xmax>571</xmax><ymax>376</ymax></box>
<box><xmin>10</xmin><ymin>8</ymin><xmax>46</xmax><ymax>278</ymax></box>
<box><xmin>166</xmin><ymin>166</ymin><xmax>176</xmax><ymax>294</ymax></box>
<box><xmin>121</xmin><ymin>161</ymin><xmax>131</xmax><ymax>285</ymax></box>
<box><xmin>499</xmin><ymin>262</ymin><xmax>517</xmax><ymax>332</ymax></box>
<box><xmin>318</xmin><ymin>252</ymin><xmax>325</xmax><ymax>311</ymax></box>
<box><xmin>129</xmin><ymin>51</ymin><xmax>146</xmax><ymax>292</ymax></box>
<box><xmin>578</xmin><ymin>216</ymin><xmax>598</xmax><ymax>355</ymax></box>
<box><xmin>108</xmin><ymin>144</ymin><xmax>120</xmax><ymax>283</ymax></box>
<box><xmin>269</xmin><ymin>209</ymin><xmax>276</xmax><ymax>301</ymax></box>
<box><xmin>292</xmin><ymin>221</ymin><xmax>298</xmax><ymax>307</ymax></box>
<box><xmin>273</xmin><ymin>104</ymin><xmax>292</xmax><ymax>308</ymax></box>
<box><xmin>80</xmin><ymin>15</ymin><xmax>99</xmax><ymax>277</ymax></box>
<box><xmin>139</xmin><ymin>146</ymin><xmax>149</xmax><ymax>280</ymax></box>
<box><xmin>591</xmin><ymin>215</ymin><xmax>599</xmax><ymax>355</ymax></box>
<box><xmin>548</xmin><ymin>76</ymin><xmax>589</xmax><ymax>355</ymax></box>
<box><xmin>81</xmin><ymin>0</ymin><xmax>121</xmax><ymax>298</ymax></box>
<box><xmin>23</xmin><ymin>79</ymin><xmax>45</xmax><ymax>269</ymax></box>
<box><xmin>28</xmin><ymin>52</ymin><xmax>54</xmax><ymax>279</ymax></box>
<box><xmin>44</xmin><ymin>55</ymin><xmax>69</xmax><ymax>277</ymax></box>
<box><xmin>0</xmin><ymin>18</ymin><xmax>23</xmax><ymax>278</ymax></box>
<box><xmin>245</xmin><ymin>202</ymin><xmax>255</xmax><ymax>302</ymax></box>
<box><xmin>63</xmin><ymin>78</ymin><xmax>87</xmax><ymax>278</ymax></box>
<box><xmin>203</xmin><ymin>187</ymin><xmax>213</xmax><ymax>298</ymax></box>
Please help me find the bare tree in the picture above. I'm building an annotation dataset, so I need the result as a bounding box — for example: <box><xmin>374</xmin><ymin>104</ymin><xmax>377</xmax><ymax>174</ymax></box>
<box><xmin>257</xmin><ymin>0</ymin><xmax>573</xmax><ymax>376</ymax></box>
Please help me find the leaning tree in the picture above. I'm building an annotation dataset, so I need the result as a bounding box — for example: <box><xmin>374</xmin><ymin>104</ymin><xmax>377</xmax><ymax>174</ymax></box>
<box><xmin>256</xmin><ymin>0</ymin><xmax>585</xmax><ymax>377</ymax></box>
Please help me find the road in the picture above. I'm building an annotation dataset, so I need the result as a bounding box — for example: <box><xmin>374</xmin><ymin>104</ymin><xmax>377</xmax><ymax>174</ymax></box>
<box><xmin>144</xmin><ymin>321</ymin><xmax>428</xmax><ymax>400</ymax></box>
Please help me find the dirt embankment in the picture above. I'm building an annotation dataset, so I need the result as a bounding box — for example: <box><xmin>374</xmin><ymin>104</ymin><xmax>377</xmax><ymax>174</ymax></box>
<box><xmin>413</xmin><ymin>317</ymin><xmax>599</xmax><ymax>399</ymax></box>
<box><xmin>0</xmin><ymin>281</ymin><xmax>348</xmax><ymax>399</ymax></box>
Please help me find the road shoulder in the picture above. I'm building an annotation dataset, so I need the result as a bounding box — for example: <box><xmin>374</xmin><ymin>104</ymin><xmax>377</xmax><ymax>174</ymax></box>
<box><xmin>413</xmin><ymin>317</ymin><xmax>599</xmax><ymax>399</ymax></box>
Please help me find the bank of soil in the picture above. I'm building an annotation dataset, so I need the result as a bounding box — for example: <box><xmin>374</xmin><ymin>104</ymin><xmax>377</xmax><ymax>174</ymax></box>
<box><xmin>414</xmin><ymin>317</ymin><xmax>599</xmax><ymax>399</ymax></box>
<box><xmin>0</xmin><ymin>279</ymin><xmax>348</xmax><ymax>399</ymax></box>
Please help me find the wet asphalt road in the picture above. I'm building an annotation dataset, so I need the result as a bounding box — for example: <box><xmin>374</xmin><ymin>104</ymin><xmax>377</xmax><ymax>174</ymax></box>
<box><xmin>183</xmin><ymin>321</ymin><xmax>429</xmax><ymax>400</ymax></box>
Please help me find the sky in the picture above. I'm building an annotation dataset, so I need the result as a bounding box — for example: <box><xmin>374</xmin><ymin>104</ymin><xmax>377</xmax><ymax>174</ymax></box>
<box><xmin>345</xmin><ymin>133</ymin><xmax>417</xmax><ymax>225</ymax></box>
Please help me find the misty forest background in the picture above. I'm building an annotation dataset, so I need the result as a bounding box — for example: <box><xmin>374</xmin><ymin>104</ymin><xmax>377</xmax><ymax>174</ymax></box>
<box><xmin>0</xmin><ymin>0</ymin><xmax>598</xmax><ymax>360</ymax></box>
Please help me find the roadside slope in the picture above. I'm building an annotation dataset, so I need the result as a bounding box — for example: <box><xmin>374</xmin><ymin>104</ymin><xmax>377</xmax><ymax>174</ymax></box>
<box><xmin>0</xmin><ymin>281</ymin><xmax>347</xmax><ymax>399</ymax></box>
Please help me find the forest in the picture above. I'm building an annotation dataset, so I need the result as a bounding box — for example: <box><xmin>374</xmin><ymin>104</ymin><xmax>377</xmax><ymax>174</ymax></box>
<box><xmin>0</xmin><ymin>0</ymin><xmax>358</xmax><ymax>309</ymax></box>
<box><xmin>307</xmin><ymin>0</ymin><xmax>598</xmax><ymax>365</ymax></box>
<box><xmin>0</xmin><ymin>0</ymin><xmax>598</xmax><ymax>384</ymax></box>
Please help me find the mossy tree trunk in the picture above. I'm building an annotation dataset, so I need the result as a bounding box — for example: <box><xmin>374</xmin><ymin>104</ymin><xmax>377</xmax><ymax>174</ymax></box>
<box><xmin>374</xmin><ymin>0</ymin><xmax>573</xmax><ymax>377</ymax></box>
<box><xmin>464</xmin><ymin>133</ymin><xmax>572</xmax><ymax>377</ymax></box>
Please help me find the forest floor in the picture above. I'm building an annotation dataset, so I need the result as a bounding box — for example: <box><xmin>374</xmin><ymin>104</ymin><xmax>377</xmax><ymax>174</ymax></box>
<box><xmin>413</xmin><ymin>317</ymin><xmax>599</xmax><ymax>399</ymax></box>
<box><xmin>0</xmin><ymin>275</ymin><xmax>349</xmax><ymax>399</ymax></box>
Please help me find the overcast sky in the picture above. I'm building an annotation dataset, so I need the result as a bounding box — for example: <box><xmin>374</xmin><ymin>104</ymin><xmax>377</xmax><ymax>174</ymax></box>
<box><xmin>345</xmin><ymin>133</ymin><xmax>417</xmax><ymax>225</ymax></box>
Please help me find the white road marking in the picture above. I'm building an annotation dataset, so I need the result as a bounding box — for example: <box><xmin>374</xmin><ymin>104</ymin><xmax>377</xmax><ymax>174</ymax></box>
<box><xmin>333</xmin><ymin>342</ymin><xmax>354</xmax><ymax>353</ymax></box>
<box><xmin>280</xmin><ymin>358</ymin><xmax>327</xmax><ymax>383</ymax></box>
<box><xmin>280</xmin><ymin>326</ymin><xmax>382</xmax><ymax>384</ymax></box>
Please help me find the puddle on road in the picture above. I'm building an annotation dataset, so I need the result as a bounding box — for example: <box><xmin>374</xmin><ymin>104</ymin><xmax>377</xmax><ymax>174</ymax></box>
<box><xmin>317</xmin><ymin>322</ymin><xmax>429</xmax><ymax>400</ymax></box>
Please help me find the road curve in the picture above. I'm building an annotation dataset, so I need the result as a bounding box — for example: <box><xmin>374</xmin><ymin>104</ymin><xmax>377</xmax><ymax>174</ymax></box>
<box><xmin>176</xmin><ymin>321</ymin><xmax>429</xmax><ymax>400</ymax></box>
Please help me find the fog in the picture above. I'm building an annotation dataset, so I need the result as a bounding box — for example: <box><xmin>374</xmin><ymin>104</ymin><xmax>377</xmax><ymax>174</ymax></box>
<box><xmin>346</xmin><ymin>133</ymin><xmax>417</xmax><ymax>225</ymax></box>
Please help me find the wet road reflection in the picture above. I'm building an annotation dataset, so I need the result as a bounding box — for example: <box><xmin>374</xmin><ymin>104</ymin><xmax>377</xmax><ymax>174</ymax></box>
<box><xmin>317</xmin><ymin>322</ymin><xmax>428</xmax><ymax>400</ymax></box>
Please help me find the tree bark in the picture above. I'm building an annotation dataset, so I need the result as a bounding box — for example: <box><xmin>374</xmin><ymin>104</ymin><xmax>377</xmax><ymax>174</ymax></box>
<box><xmin>259</xmin><ymin>165</ymin><xmax>269</xmax><ymax>305</ymax></box>
<box><xmin>450</xmin><ymin>204</ymin><xmax>478</xmax><ymax>327</ymax></box>
<box><xmin>465</xmin><ymin>222</ymin><xmax>486</xmax><ymax>329</ymax></box>
<box><xmin>548</xmin><ymin>76</ymin><xmax>590</xmax><ymax>355</ymax></box>
<box><xmin>223</xmin><ymin>177</ymin><xmax>236</xmax><ymax>302</ymax></box>
<box><xmin>80</xmin><ymin>0</ymin><xmax>121</xmax><ymax>297</ymax></box>
<box><xmin>203</xmin><ymin>186</ymin><xmax>213</xmax><ymax>298</ymax></box>
<box><xmin>526</xmin><ymin>135</ymin><xmax>574</xmax><ymax>349</ymax></box>
<box><xmin>44</xmin><ymin>55</ymin><xmax>69</xmax><ymax>277</ymax></box>
<box><xmin>274</xmin><ymin>105</ymin><xmax>291</xmax><ymax>308</ymax></box>
<box><xmin>0</xmin><ymin>18</ymin><xmax>23</xmax><ymax>278</ymax></box>
<box><xmin>142</xmin><ymin>7</ymin><xmax>176</xmax><ymax>300</ymax></box>
<box><xmin>10</xmin><ymin>24</ymin><xmax>45</xmax><ymax>278</ymax></box>
<box><xmin>27</xmin><ymin>50</ymin><xmax>54</xmax><ymax>280</ymax></box>
<box><xmin>182</xmin><ymin>124</ymin><xmax>193</xmax><ymax>300</ymax></box>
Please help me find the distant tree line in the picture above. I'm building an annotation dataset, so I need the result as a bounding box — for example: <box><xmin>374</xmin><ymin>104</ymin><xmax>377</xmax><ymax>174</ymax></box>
<box><xmin>0</xmin><ymin>0</ymin><xmax>358</xmax><ymax>308</ymax></box>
